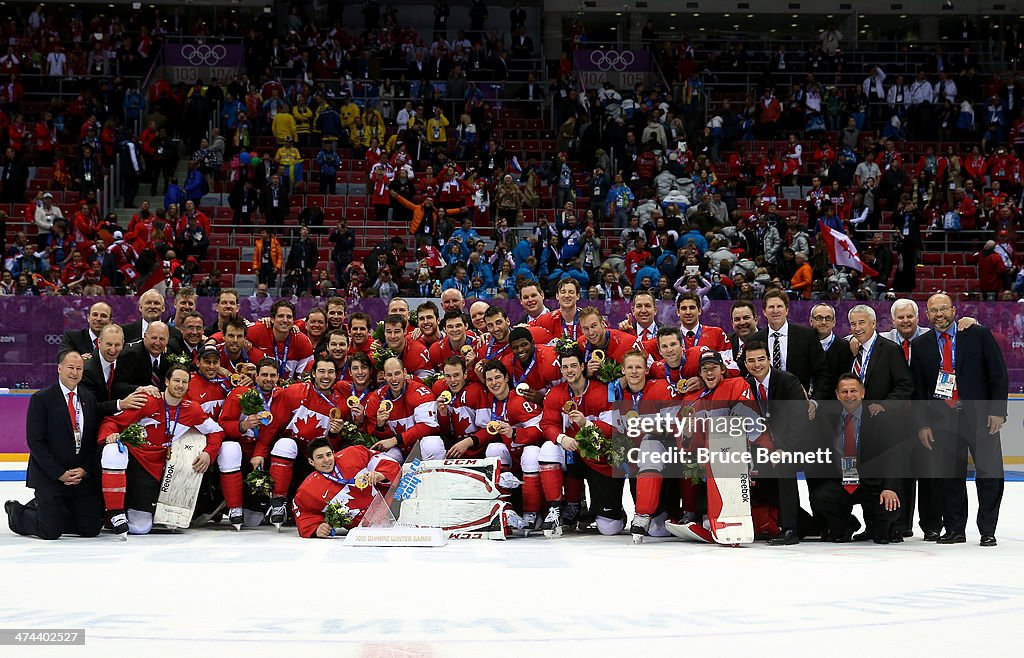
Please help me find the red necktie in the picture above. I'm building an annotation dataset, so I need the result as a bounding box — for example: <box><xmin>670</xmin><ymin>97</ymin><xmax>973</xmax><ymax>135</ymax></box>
<box><xmin>902</xmin><ymin>338</ymin><xmax>910</xmax><ymax>362</ymax></box>
<box><xmin>758</xmin><ymin>383</ymin><xmax>768</xmax><ymax>404</ymax></box>
<box><xmin>94</xmin><ymin>336</ymin><xmax>100</xmax><ymax>349</ymax></box>
<box><xmin>843</xmin><ymin>414</ymin><xmax>858</xmax><ymax>494</ymax></box>
<box><xmin>941</xmin><ymin>333</ymin><xmax>958</xmax><ymax>408</ymax></box>
<box><xmin>67</xmin><ymin>391</ymin><xmax>78</xmax><ymax>433</ymax></box>
<box><xmin>107</xmin><ymin>362</ymin><xmax>115</xmax><ymax>396</ymax></box>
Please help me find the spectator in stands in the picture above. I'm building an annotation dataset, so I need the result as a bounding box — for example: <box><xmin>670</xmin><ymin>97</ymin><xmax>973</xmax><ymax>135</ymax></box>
<box><xmin>253</xmin><ymin>228</ymin><xmax>283</xmax><ymax>288</ymax></box>
<box><xmin>183</xmin><ymin>160</ymin><xmax>206</xmax><ymax>208</ymax></box>
<box><xmin>33</xmin><ymin>193</ymin><xmax>64</xmax><ymax>234</ymax></box>
<box><xmin>979</xmin><ymin>240</ymin><xmax>1009</xmax><ymax>300</ymax></box>
<box><xmin>0</xmin><ymin>147</ymin><xmax>28</xmax><ymax>202</ymax></box>
<box><xmin>262</xmin><ymin>174</ymin><xmax>289</xmax><ymax>226</ymax></box>
<box><xmin>178</xmin><ymin>214</ymin><xmax>209</xmax><ymax>262</ymax></box>
<box><xmin>286</xmin><ymin>226</ymin><xmax>319</xmax><ymax>294</ymax></box>
<box><xmin>315</xmin><ymin>141</ymin><xmax>341</xmax><ymax>196</ymax></box>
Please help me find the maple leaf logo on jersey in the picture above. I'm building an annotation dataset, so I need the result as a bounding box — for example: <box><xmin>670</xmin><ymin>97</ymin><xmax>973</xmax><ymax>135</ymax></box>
<box><xmin>286</xmin><ymin>404</ymin><xmax>330</xmax><ymax>438</ymax></box>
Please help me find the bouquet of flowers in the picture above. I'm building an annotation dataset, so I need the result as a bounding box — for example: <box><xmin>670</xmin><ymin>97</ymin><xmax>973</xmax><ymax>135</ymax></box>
<box><xmin>372</xmin><ymin>346</ymin><xmax>399</xmax><ymax>371</ymax></box>
<box><xmin>324</xmin><ymin>502</ymin><xmax>355</xmax><ymax>530</ymax></box>
<box><xmin>372</xmin><ymin>321</ymin><xmax>386</xmax><ymax>343</ymax></box>
<box><xmin>166</xmin><ymin>352</ymin><xmax>191</xmax><ymax>367</ymax></box>
<box><xmin>340</xmin><ymin>421</ymin><xmax>377</xmax><ymax>448</ymax></box>
<box><xmin>574</xmin><ymin>424</ymin><xmax>630</xmax><ymax>465</ymax></box>
<box><xmin>554</xmin><ymin>337</ymin><xmax>580</xmax><ymax>357</ymax></box>
<box><xmin>244</xmin><ymin>469</ymin><xmax>274</xmax><ymax>497</ymax></box>
<box><xmin>421</xmin><ymin>372</ymin><xmax>443</xmax><ymax>388</ymax></box>
<box><xmin>238</xmin><ymin>388</ymin><xmax>272</xmax><ymax>424</ymax></box>
<box><xmin>682</xmin><ymin>461</ymin><xmax>706</xmax><ymax>485</ymax></box>
<box><xmin>117</xmin><ymin>422</ymin><xmax>146</xmax><ymax>448</ymax></box>
<box><xmin>595</xmin><ymin>358</ymin><xmax>624</xmax><ymax>384</ymax></box>
<box><xmin>407</xmin><ymin>309</ymin><xmax>419</xmax><ymax>328</ymax></box>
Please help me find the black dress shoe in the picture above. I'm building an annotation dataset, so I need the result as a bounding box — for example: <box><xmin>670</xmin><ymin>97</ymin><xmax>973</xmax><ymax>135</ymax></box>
<box><xmin>5</xmin><ymin>500</ymin><xmax>22</xmax><ymax>535</ymax></box>
<box><xmin>888</xmin><ymin>529</ymin><xmax>905</xmax><ymax>543</ymax></box>
<box><xmin>902</xmin><ymin>530</ymin><xmax>914</xmax><ymax>538</ymax></box>
<box><xmin>873</xmin><ymin>537</ymin><xmax>890</xmax><ymax>544</ymax></box>
<box><xmin>936</xmin><ymin>532</ymin><xmax>967</xmax><ymax>544</ymax></box>
<box><xmin>980</xmin><ymin>535</ymin><xmax>997</xmax><ymax>547</ymax></box>
<box><xmin>923</xmin><ymin>531</ymin><xmax>940</xmax><ymax>541</ymax></box>
<box><xmin>767</xmin><ymin>529</ymin><xmax>800</xmax><ymax>546</ymax></box>
<box><xmin>832</xmin><ymin>527</ymin><xmax>856</xmax><ymax>543</ymax></box>
<box><xmin>852</xmin><ymin>530</ymin><xmax>871</xmax><ymax>542</ymax></box>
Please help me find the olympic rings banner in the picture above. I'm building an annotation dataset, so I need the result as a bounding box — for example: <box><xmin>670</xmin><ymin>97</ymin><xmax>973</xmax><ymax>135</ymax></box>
<box><xmin>164</xmin><ymin>42</ymin><xmax>244</xmax><ymax>84</ymax></box>
<box><xmin>573</xmin><ymin>49</ymin><xmax>651</xmax><ymax>73</ymax></box>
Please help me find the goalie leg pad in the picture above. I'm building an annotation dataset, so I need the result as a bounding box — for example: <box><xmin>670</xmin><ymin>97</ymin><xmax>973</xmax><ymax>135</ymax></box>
<box><xmin>270</xmin><ymin>437</ymin><xmax>298</xmax><ymax>459</ymax></box>
<box><xmin>400</xmin><ymin>461</ymin><xmax>501</xmax><ymax>500</ymax></box>
<box><xmin>485</xmin><ymin>442</ymin><xmax>512</xmax><ymax>466</ymax></box>
<box><xmin>126</xmin><ymin>509</ymin><xmax>154</xmax><ymax>535</ymax></box>
<box><xmin>154</xmin><ymin>432</ymin><xmax>207</xmax><ymax>529</ymax></box>
<box><xmin>217</xmin><ymin>441</ymin><xmax>243</xmax><ymax>472</ymax></box>
<box><xmin>419</xmin><ymin>435</ymin><xmax>446</xmax><ymax>461</ymax></box>
<box><xmin>101</xmin><ymin>443</ymin><xmax>129</xmax><ymax>469</ymax></box>
<box><xmin>398</xmin><ymin>498</ymin><xmax>504</xmax><ymax>538</ymax></box>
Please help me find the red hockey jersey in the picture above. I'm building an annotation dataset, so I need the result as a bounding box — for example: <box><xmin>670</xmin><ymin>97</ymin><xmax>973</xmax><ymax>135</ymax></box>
<box><xmin>258</xmin><ymin>382</ymin><xmax>348</xmax><ymax>458</ymax></box>
<box><xmin>364</xmin><ymin>382</ymin><xmax>439</xmax><ymax>450</ymax></box>
<box><xmin>500</xmin><ymin>343</ymin><xmax>563</xmax><ymax>392</ymax></box>
<box><xmin>246</xmin><ymin>324</ymin><xmax>314</xmax><ymax>377</ymax></box>
<box><xmin>540</xmin><ymin>381</ymin><xmax>617</xmax><ymax>475</ymax></box>
<box><xmin>220</xmin><ymin>385</ymin><xmax>279</xmax><ymax>457</ymax></box>
<box><xmin>185</xmin><ymin>373</ymin><xmax>233</xmax><ymax>419</ymax></box>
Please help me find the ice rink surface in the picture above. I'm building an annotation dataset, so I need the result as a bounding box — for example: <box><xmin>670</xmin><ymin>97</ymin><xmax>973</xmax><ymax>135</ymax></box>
<box><xmin>2</xmin><ymin>480</ymin><xmax>1024</xmax><ymax>657</ymax></box>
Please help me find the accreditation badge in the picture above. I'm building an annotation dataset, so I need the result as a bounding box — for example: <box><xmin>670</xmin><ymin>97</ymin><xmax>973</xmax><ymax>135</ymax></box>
<box><xmin>841</xmin><ymin>457</ymin><xmax>860</xmax><ymax>488</ymax></box>
<box><xmin>933</xmin><ymin>371</ymin><xmax>956</xmax><ymax>400</ymax></box>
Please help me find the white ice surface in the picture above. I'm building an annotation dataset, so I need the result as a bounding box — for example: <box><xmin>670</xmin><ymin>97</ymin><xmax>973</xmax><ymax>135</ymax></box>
<box><xmin>2</xmin><ymin>480</ymin><xmax>1024</xmax><ymax>657</ymax></box>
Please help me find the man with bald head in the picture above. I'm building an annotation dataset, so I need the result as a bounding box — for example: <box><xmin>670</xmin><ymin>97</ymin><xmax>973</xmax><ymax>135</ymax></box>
<box><xmin>59</xmin><ymin>301</ymin><xmax>113</xmax><ymax>358</ymax></box>
<box><xmin>440</xmin><ymin>287</ymin><xmax>466</xmax><ymax>314</ymax></box>
<box><xmin>117</xmin><ymin>321</ymin><xmax>173</xmax><ymax>392</ymax></box>
<box><xmin>468</xmin><ymin>300</ymin><xmax>490</xmax><ymax>334</ymax></box>
<box><xmin>81</xmin><ymin>324</ymin><xmax>157</xmax><ymax>415</ymax></box>
<box><xmin>121</xmin><ymin>290</ymin><xmax>167</xmax><ymax>344</ymax></box>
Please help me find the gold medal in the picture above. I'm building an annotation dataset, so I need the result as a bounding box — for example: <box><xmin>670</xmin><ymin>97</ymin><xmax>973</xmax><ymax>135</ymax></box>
<box><xmin>625</xmin><ymin>410</ymin><xmax>640</xmax><ymax>421</ymax></box>
<box><xmin>486</xmin><ymin>420</ymin><xmax>501</xmax><ymax>435</ymax></box>
<box><xmin>563</xmin><ymin>400</ymin><xmax>577</xmax><ymax>414</ymax></box>
<box><xmin>261</xmin><ymin>411</ymin><xmax>274</xmax><ymax>424</ymax></box>
<box><xmin>229</xmin><ymin>373</ymin><xmax>242</xmax><ymax>386</ymax></box>
<box><xmin>329</xmin><ymin>407</ymin><xmax>342</xmax><ymax>420</ymax></box>
<box><xmin>515</xmin><ymin>383</ymin><xmax>530</xmax><ymax>397</ymax></box>
<box><xmin>681</xmin><ymin>405</ymin><xmax>695</xmax><ymax>416</ymax></box>
<box><xmin>592</xmin><ymin>349</ymin><xmax>606</xmax><ymax>363</ymax></box>
<box><xmin>437</xmin><ymin>390</ymin><xmax>453</xmax><ymax>405</ymax></box>
<box><xmin>355</xmin><ymin>473</ymin><xmax>371</xmax><ymax>490</ymax></box>
<box><xmin>676</xmin><ymin>380</ymin><xmax>688</xmax><ymax>394</ymax></box>
<box><xmin>461</xmin><ymin>344</ymin><xmax>475</xmax><ymax>357</ymax></box>
<box><xmin>381</xmin><ymin>400</ymin><xmax>394</xmax><ymax>413</ymax></box>
<box><xmin>346</xmin><ymin>395</ymin><xmax>360</xmax><ymax>409</ymax></box>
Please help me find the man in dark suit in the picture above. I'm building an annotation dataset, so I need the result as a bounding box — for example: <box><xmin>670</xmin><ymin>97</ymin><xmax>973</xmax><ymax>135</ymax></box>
<box><xmin>121</xmin><ymin>289</ymin><xmax>182</xmax><ymax>346</ymax></box>
<box><xmin>841</xmin><ymin>304</ymin><xmax>914</xmax><ymax>405</ymax></box>
<box><xmin>82</xmin><ymin>325</ymin><xmax>160</xmax><ymax>413</ymax></box>
<box><xmin>750</xmin><ymin>290</ymin><xmax>829</xmax><ymax>398</ymax></box>
<box><xmin>809</xmin><ymin>303</ymin><xmax>851</xmax><ymax>388</ymax></box>
<box><xmin>910</xmin><ymin>294</ymin><xmax>1008</xmax><ymax>547</ymax></box>
<box><xmin>809</xmin><ymin>374</ymin><xmax>903</xmax><ymax>543</ymax></box>
<box><xmin>117</xmin><ymin>322</ymin><xmax>173</xmax><ymax>392</ymax></box>
<box><xmin>59</xmin><ymin>301</ymin><xmax>113</xmax><ymax>358</ymax></box>
<box><xmin>744</xmin><ymin>340</ymin><xmax>813</xmax><ymax>545</ymax></box>
<box><xmin>6</xmin><ymin>351</ymin><xmax>104</xmax><ymax>539</ymax></box>
<box><xmin>728</xmin><ymin>300</ymin><xmax>760</xmax><ymax>376</ymax></box>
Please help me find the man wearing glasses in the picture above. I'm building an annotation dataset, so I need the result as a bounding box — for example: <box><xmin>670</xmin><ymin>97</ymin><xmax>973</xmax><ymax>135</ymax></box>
<box><xmin>809</xmin><ymin>303</ymin><xmax>850</xmax><ymax>388</ymax></box>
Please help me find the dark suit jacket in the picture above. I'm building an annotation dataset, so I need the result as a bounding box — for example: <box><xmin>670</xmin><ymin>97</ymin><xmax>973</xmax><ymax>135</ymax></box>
<box><xmin>59</xmin><ymin>328</ymin><xmax>98</xmax><ymax>357</ymax></box>
<box><xmin>117</xmin><ymin>342</ymin><xmax>170</xmax><ymax>391</ymax></box>
<box><xmin>120</xmin><ymin>319</ymin><xmax>184</xmax><ymax>348</ymax></box>
<box><xmin>26</xmin><ymin>384</ymin><xmax>100</xmax><ymax>494</ymax></box>
<box><xmin>728</xmin><ymin>331</ymin><xmax>750</xmax><ymax>377</ymax></box>
<box><xmin>823</xmin><ymin>334</ymin><xmax>851</xmax><ymax>390</ymax></box>
<box><xmin>910</xmin><ymin>325</ymin><xmax>1009</xmax><ymax>432</ymax></box>
<box><xmin>837</xmin><ymin>334</ymin><xmax>913</xmax><ymax>411</ymax></box>
<box><xmin>819</xmin><ymin>402</ymin><xmax>902</xmax><ymax>490</ymax></box>
<box><xmin>747</xmin><ymin>367</ymin><xmax>807</xmax><ymax>451</ymax></box>
<box><xmin>81</xmin><ymin>355</ymin><xmax>137</xmax><ymax>413</ymax></box>
<box><xmin>751</xmin><ymin>323</ymin><xmax>829</xmax><ymax>399</ymax></box>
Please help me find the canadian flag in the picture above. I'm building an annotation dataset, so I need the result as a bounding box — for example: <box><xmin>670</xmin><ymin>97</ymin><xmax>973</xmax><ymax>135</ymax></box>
<box><xmin>817</xmin><ymin>221</ymin><xmax>879</xmax><ymax>277</ymax></box>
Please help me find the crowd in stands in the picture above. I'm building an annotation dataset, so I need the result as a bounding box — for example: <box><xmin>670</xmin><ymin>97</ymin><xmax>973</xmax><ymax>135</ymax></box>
<box><xmin>0</xmin><ymin>2</ymin><xmax>1022</xmax><ymax>303</ymax></box>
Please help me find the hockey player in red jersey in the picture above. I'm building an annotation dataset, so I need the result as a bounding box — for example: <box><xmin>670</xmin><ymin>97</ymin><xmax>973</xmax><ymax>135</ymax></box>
<box><xmin>335</xmin><ymin>352</ymin><xmax>380</xmax><ymax>427</ymax></box>
<box><xmin>246</xmin><ymin>300</ymin><xmax>314</xmax><ymax>378</ymax></box>
<box><xmin>529</xmin><ymin>277</ymin><xmax>584</xmax><ymax>342</ymax></box>
<box><xmin>481</xmin><ymin>360</ymin><xmax>546</xmax><ymax>532</ymax></box>
<box><xmin>428</xmin><ymin>310</ymin><xmax>475</xmax><ymax>371</ymax></box>
<box><xmin>218</xmin><ymin>357</ymin><xmax>281</xmax><ymax>528</ymax></box>
<box><xmin>218</xmin><ymin>317</ymin><xmax>265</xmax><ymax>373</ymax></box>
<box><xmin>98</xmin><ymin>364</ymin><xmax>225</xmax><ymax>537</ymax></box>
<box><xmin>578</xmin><ymin>307</ymin><xmax>643</xmax><ymax>379</ymax></box>
<box><xmin>258</xmin><ymin>357</ymin><xmax>349</xmax><ymax>528</ymax></box>
<box><xmin>470</xmin><ymin>306</ymin><xmax>551</xmax><ymax>382</ymax></box>
<box><xmin>382</xmin><ymin>313</ymin><xmax>433</xmax><ymax>379</ymax></box>
<box><xmin>616</xmin><ymin>350</ymin><xmax>681</xmax><ymax>541</ymax></box>
<box><xmin>676</xmin><ymin>293</ymin><xmax>733</xmax><ymax>352</ymax></box>
<box><xmin>432</xmin><ymin>356</ymin><xmax>491</xmax><ymax>456</ymax></box>
<box><xmin>366</xmin><ymin>356</ymin><xmax>443</xmax><ymax>461</ymax></box>
<box><xmin>648</xmin><ymin>327</ymin><xmax>720</xmax><ymax>394</ymax></box>
<box><xmin>539</xmin><ymin>349</ymin><xmax>618</xmax><ymax>537</ymax></box>
<box><xmin>501</xmin><ymin>327</ymin><xmax>563</xmax><ymax>405</ymax></box>
<box><xmin>186</xmin><ymin>346</ymin><xmax>233</xmax><ymax>419</ymax></box>
<box><xmin>292</xmin><ymin>438</ymin><xmax>401</xmax><ymax>538</ymax></box>
<box><xmin>347</xmin><ymin>313</ymin><xmax>376</xmax><ymax>359</ymax></box>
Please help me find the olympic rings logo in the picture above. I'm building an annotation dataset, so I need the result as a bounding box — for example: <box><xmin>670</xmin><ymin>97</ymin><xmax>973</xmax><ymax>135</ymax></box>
<box><xmin>44</xmin><ymin>334</ymin><xmax>63</xmax><ymax>345</ymax></box>
<box><xmin>180</xmin><ymin>44</ymin><xmax>228</xmax><ymax>66</ymax></box>
<box><xmin>590</xmin><ymin>50</ymin><xmax>636</xmax><ymax>72</ymax></box>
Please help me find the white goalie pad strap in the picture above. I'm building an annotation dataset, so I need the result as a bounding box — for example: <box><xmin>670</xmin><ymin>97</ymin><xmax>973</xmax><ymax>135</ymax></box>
<box><xmin>126</xmin><ymin>509</ymin><xmax>154</xmax><ymax>535</ymax></box>
<box><xmin>484</xmin><ymin>442</ymin><xmax>512</xmax><ymax>466</ymax></box>
<box><xmin>270</xmin><ymin>437</ymin><xmax>298</xmax><ymax>459</ymax></box>
<box><xmin>217</xmin><ymin>441</ymin><xmax>243</xmax><ymax>472</ymax></box>
<box><xmin>519</xmin><ymin>445</ymin><xmax>540</xmax><ymax>473</ymax></box>
<box><xmin>101</xmin><ymin>443</ymin><xmax>129</xmax><ymax>470</ymax></box>
<box><xmin>397</xmin><ymin>498</ymin><xmax>503</xmax><ymax>534</ymax></box>
<box><xmin>498</xmin><ymin>471</ymin><xmax>522</xmax><ymax>490</ymax></box>
<box><xmin>154</xmin><ymin>431</ymin><xmax>207</xmax><ymax>529</ymax></box>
